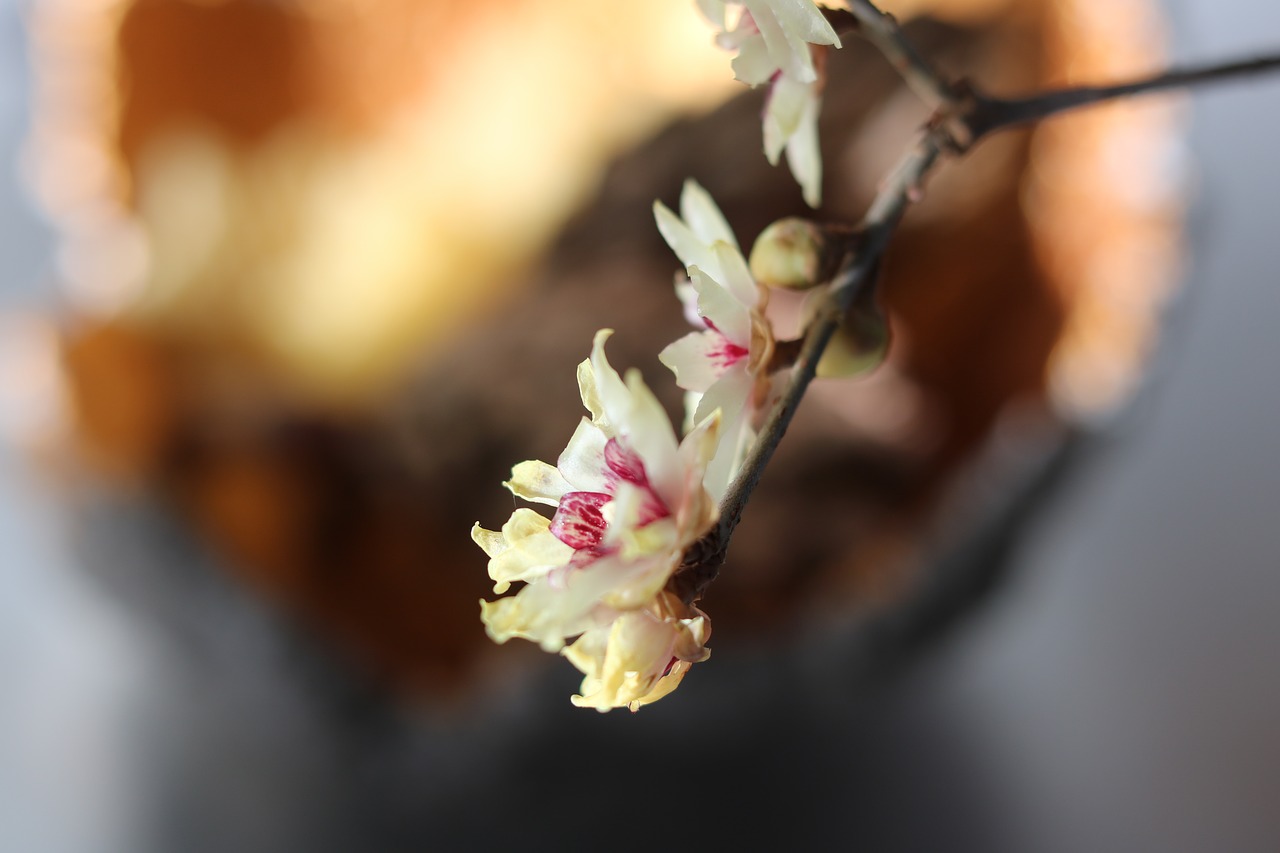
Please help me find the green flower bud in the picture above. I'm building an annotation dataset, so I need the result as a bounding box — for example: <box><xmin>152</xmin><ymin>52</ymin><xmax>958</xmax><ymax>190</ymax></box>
<box><xmin>749</xmin><ymin>217</ymin><xmax>825</xmax><ymax>291</ymax></box>
<box><xmin>817</xmin><ymin>294</ymin><xmax>889</xmax><ymax>379</ymax></box>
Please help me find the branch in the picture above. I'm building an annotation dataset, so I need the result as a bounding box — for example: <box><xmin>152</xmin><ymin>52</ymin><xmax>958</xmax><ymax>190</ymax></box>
<box><xmin>674</xmin><ymin>45</ymin><xmax>1280</xmax><ymax>604</ymax></box>
<box><xmin>676</xmin><ymin>127</ymin><xmax>948</xmax><ymax>603</ymax></box>
<box><xmin>825</xmin><ymin>1</ymin><xmax>960</xmax><ymax>108</ymax></box>
<box><xmin>967</xmin><ymin>52</ymin><xmax>1280</xmax><ymax>141</ymax></box>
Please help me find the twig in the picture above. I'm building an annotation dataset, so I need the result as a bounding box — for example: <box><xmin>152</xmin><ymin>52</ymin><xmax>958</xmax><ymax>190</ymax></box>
<box><xmin>966</xmin><ymin>52</ymin><xmax>1280</xmax><ymax>141</ymax></box>
<box><xmin>824</xmin><ymin>0</ymin><xmax>960</xmax><ymax>108</ymax></box>
<box><xmin>674</xmin><ymin>45</ymin><xmax>1280</xmax><ymax>603</ymax></box>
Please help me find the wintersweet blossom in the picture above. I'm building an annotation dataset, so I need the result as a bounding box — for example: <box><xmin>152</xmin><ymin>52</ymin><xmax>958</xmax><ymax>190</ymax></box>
<box><xmin>697</xmin><ymin>0</ymin><xmax>839</xmax><ymax>206</ymax></box>
<box><xmin>655</xmin><ymin>179</ymin><xmax>774</xmax><ymax>500</ymax></box>
<box><xmin>474</xmin><ymin>330</ymin><xmax>720</xmax><ymax>710</ymax></box>
<box><xmin>564</xmin><ymin>591</ymin><xmax>710</xmax><ymax>711</ymax></box>
<box><xmin>698</xmin><ymin>0</ymin><xmax>839</xmax><ymax>86</ymax></box>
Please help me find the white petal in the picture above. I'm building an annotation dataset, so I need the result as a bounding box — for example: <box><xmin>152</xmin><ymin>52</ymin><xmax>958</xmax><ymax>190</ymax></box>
<box><xmin>681</xmin><ymin>389</ymin><xmax>703</xmax><ymax>435</ymax></box>
<box><xmin>574</xmin><ymin>610</ymin><xmax>677</xmax><ymax>709</ymax></box>
<box><xmin>609</xmin><ymin>481</ymin><xmax>680</xmax><ymax>555</ymax></box>
<box><xmin>576</xmin><ymin>357</ymin><xmax>604</xmax><ymax>427</ymax></box>
<box><xmin>763</xmin><ymin>117</ymin><xmax>784</xmax><ymax>167</ymax></box>
<box><xmin>619</xmin><ymin>368</ymin><xmax>683</xmax><ymax>510</ymax></box>
<box><xmin>716</xmin><ymin>11</ymin><xmax>759</xmax><ymax>51</ymax></box>
<box><xmin>505</xmin><ymin>459</ymin><xmax>572</xmax><ymax>506</ymax></box>
<box><xmin>786</xmin><ymin>82</ymin><xmax>824</xmax><ymax>207</ymax></box>
<box><xmin>597</xmin><ymin>554</ymin><xmax>680</xmax><ymax>615</ymax></box>
<box><xmin>654</xmin><ymin>199</ymin><xmax>718</xmax><ymax>276</ymax></box>
<box><xmin>481</xmin><ymin>554</ymin><xmax>631</xmax><ymax>651</ymax></box>
<box><xmin>764</xmin><ymin>72</ymin><xmax>809</xmax><ymax>159</ymax></box>
<box><xmin>679</xmin><ymin>178</ymin><xmax>738</xmax><ymax>250</ymax></box>
<box><xmin>691</xmin><ymin>265</ymin><xmax>752</xmax><ymax>345</ymax></box>
<box><xmin>567</xmin><ymin>595</ymin><xmax>712</xmax><ymax>711</ymax></box>
<box><xmin>474</xmin><ymin>509</ymin><xmax>575</xmax><ymax>594</ymax></box>
<box><xmin>557</xmin><ymin>418</ymin><xmax>610</xmax><ymax>493</ymax></box>
<box><xmin>762</xmin><ymin>71</ymin><xmax>824</xmax><ymax>207</ymax></box>
<box><xmin>589</xmin><ymin>329</ymin><xmax>632</xmax><ymax>433</ymax></box>
<box><xmin>712</xmin><ymin>241</ymin><xmax>761</xmax><ymax>314</ymax></box>
<box><xmin>694</xmin><ymin>367</ymin><xmax>757</xmax><ymax>501</ymax></box>
<box><xmin>660</xmin><ymin>329</ymin><xmax>729</xmax><ymax>394</ymax></box>
<box><xmin>745</xmin><ymin>1</ymin><xmax>816</xmax><ymax>84</ymax></box>
<box><xmin>676</xmin><ymin>406</ymin><xmax>724</xmax><ymax>521</ymax></box>
<box><xmin>768</xmin><ymin>0</ymin><xmax>841</xmax><ymax>47</ymax></box>
<box><xmin>470</xmin><ymin>523</ymin><xmax>507</xmax><ymax>559</ymax></box>
<box><xmin>730</xmin><ymin>33</ymin><xmax>778</xmax><ymax>85</ymax></box>
<box><xmin>675</xmin><ymin>277</ymin><xmax>705</xmax><ymax>329</ymax></box>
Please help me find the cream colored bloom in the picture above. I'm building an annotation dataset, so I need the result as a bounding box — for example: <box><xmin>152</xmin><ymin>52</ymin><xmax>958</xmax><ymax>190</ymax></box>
<box><xmin>655</xmin><ymin>180</ymin><xmax>775</xmax><ymax>500</ymax></box>
<box><xmin>697</xmin><ymin>0</ymin><xmax>838</xmax><ymax>206</ymax></box>
<box><xmin>564</xmin><ymin>591</ymin><xmax>711</xmax><ymax>711</ymax></box>
<box><xmin>699</xmin><ymin>0</ymin><xmax>839</xmax><ymax>86</ymax></box>
<box><xmin>475</xmin><ymin>330</ymin><xmax>719</xmax><ymax>710</ymax></box>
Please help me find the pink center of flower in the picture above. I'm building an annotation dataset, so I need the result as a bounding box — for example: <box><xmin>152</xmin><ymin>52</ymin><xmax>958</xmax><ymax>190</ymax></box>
<box><xmin>712</xmin><ymin>335</ymin><xmax>750</xmax><ymax>370</ymax></box>
<box><xmin>550</xmin><ymin>439</ymin><xmax>671</xmax><ymax>552</ymax></box>
<box><xmin>704</xmin><ymin>320</ymin><xmax>750</xmax><ymax>372</ymax></box>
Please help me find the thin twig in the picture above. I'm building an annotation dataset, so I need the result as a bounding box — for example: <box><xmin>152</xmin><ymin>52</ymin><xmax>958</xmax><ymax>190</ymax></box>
<box><xmin>967</xmin><ymin>52</ymin><xmax>1280</xmax><ymax>141</ymax></box>
<box><xmin>826</xmin><ymin>0</ymin><xmax>960</xmax><ymax>108</ymax></box>
<box><xmin>677</xmin><ymin>129</ymin><xmax>947</xmax><ymax>603</ymax></box>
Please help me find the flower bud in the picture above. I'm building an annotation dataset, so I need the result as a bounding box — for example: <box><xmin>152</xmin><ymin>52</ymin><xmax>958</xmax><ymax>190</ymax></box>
<box><xmin>817</xmin><ymin>294</ymin><xmax>889</xmax><ymax>378</ymax></box>
<box><xmin>749</xmin><ymin>217</ymin><xmax>825</xmax><ymax>290</ymax></box>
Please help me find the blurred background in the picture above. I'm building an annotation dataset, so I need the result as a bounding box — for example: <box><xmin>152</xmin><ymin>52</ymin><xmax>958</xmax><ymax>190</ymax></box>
<box><xmin>1</xmin><ymin>0</ymin><xmax>1278</xmax><ymax>850</ymax></box>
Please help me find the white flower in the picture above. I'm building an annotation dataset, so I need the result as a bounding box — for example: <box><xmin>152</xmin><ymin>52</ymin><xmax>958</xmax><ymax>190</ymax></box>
<box><xmin>700</xmin><ymin>0</ymin><xmax>839</xmax><ymax>86</ymax></box>
<box><xmin>474</xmin><ymin>330</ymin><xmax>720</xmax><ymax>710</ymax></box>
<box><xmin>654</xmin><ymin>179</ymin><xmax>775</xmax><ymax>500</ymax></box>
<box><xmin>697</xmin><ymin>0</ymin><xmax>838</xmax><ymax>206</ymax></box>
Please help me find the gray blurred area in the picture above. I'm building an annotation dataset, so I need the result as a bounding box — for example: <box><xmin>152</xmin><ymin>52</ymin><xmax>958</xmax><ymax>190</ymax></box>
<box><xmin>3</xmin><ymin>1</ymin><xmax>1280</xmax><ymax>851</ymax></box>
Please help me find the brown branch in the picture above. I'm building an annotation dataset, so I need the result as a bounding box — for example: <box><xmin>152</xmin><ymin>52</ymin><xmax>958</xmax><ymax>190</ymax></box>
<box><xmin>674</xmin><ymin>45</ymin><xmax>1280</xmax><ymax>604</ymax></box>
<box><xmin>677</xmin><ymin>128</ymin><xmax>947</xmax><ymax>603</ymax></box>
<box><xmin>823</xmin><ymin>1</ymin><xmax>959</xmax><ymax>108</ymax></box>
<box><xmin>967</xmin><ymin>52</ymin><xmax>1280</xmax><ymax>141</ymax></box>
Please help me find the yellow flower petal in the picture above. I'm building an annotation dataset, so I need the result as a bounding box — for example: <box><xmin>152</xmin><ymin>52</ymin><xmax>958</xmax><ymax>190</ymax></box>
<box><xmin>476</xmin><ymin>508</ymin><xmax>575</xmax><ymax>594</ymax></box>
<box><xmin>565</xmin><ymin>595</ymin><xmax>712</xmax><ymax>711</ymax></box>
<box><xmin>504</xmin><ymin>459</ymin><xmax>572</xmax><ymax>506</ymax></box>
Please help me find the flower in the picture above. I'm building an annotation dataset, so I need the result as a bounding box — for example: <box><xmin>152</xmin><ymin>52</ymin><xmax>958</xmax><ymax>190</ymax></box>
<box><xmin>697</xmin><ymin>0</ymin><xmax>839</xmax><ymax>206</ymax></box>
<box><xmin>474</xmin><ymin>330</ymin><xmax>720</xmax><ymax>710</ymax></box>
<box><xmin>655</xmin><ymin>179</ymin><xmax>775</xmax><ymax>500</ymax></box>
<box><xmin>699</xmin><ymin>0</ymin><xmax>839</xmax><ymax>86</ymax></box>
<box><xmin>564</xmin><ymin>591</ymin><xmax>711</xmax><ymax>711</ymax></box>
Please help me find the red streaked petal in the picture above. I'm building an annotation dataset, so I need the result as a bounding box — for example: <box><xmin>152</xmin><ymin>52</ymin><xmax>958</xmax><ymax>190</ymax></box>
<box><xmin>604</xmin><ymin>438</ymin><xmax>648</xmax><ymax>486</ymax></box>
<box><xmin>550</xmin><ymin>491</ymin><xmax>610</xmax><ymax>550</ymax></box>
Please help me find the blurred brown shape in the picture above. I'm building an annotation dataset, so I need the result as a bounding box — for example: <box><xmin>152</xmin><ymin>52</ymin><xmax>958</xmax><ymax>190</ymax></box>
<box><xmin>41</xmin><ymin>0</ymin><xmax>1180</xmax><ymax>698</ymax></box>
<box><xmin>62</xmin><ymin>321</ymin><xmax>179</xmax><ymax>479</ymax></box>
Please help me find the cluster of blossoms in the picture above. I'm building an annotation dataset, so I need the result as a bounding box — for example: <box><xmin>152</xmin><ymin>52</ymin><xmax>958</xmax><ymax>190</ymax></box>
<box><xmin>697</xmin><ymin>0</ymin><xmax>843</xmax><ymax>207</ymax></box>
<box><xmin>476</xmin><ymin>183</ymin><xmax>781</xmax><ymax>711</ymax></box>
<box><xmin>475</xmin><ymin>2</ymin><xmax>848</xmax><ymax>712</ymax></box>
<box><xmin>476</xmin><ymin>330</ymin><xmax>723</xmax><ymax>711</ymax></box>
